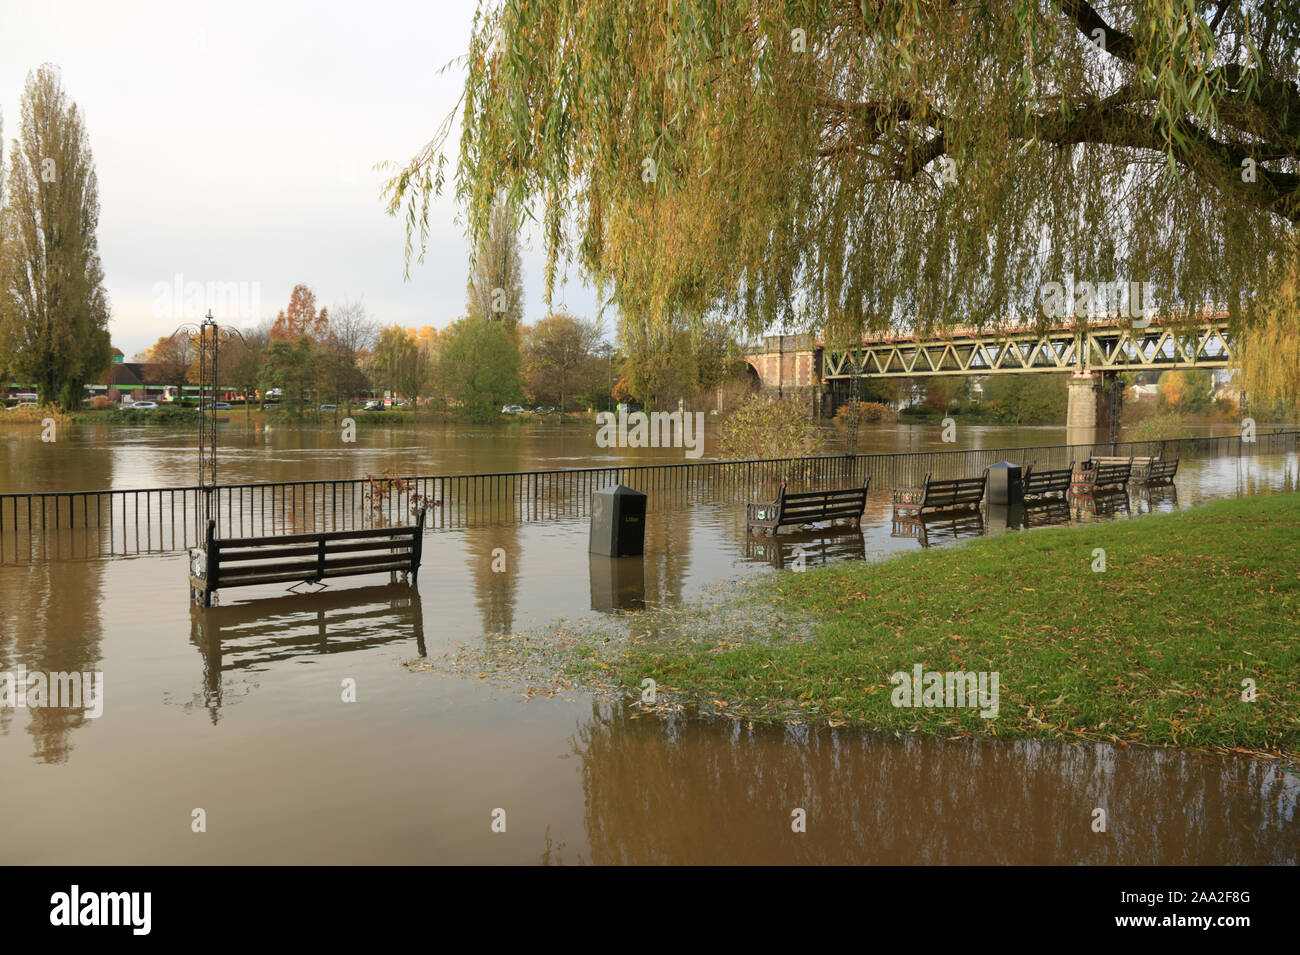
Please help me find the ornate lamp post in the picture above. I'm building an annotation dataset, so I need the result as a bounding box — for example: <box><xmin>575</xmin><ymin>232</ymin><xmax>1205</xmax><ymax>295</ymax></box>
<box><xmin>198</xmin><ymin>311</ymin><xmax>219</xmax><ymax>495</ymax></box>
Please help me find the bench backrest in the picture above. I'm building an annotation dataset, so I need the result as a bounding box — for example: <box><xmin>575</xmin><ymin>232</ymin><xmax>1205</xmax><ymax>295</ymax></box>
<box><xmin>1024</xmin><ymin>464</ymin><xmax>1072</xmax><ymax>493</ymax></box>
<box><xmin>205</xmin><ymin>509</ymin><xmax>426</xmax><ymax>590</ymax></box>
<box><xmin>776</xmin><ymin>478</ymin><xmax>870</xmax><ymax>523</ymax></box>
<box><xmin>920</xmin><ymin>471</ymin><xmax>987</xmax><ymax>507</ymax></box>
<box><xmin>1147</xmin><ymin>459</ymin><xmax>1179</xmax><ymax>480</ymax></box>
<box><xmin>1091</xmin><ymin>461</ymin><xmax>1131</xmax><ymax>484</ymax></box>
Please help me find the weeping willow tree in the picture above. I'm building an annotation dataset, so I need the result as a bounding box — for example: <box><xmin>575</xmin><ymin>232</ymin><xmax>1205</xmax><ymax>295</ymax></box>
<box><xmin>1238</xmin><ymin>239</ymin><xmax>1300</xmax><ymax>416</ymax></box>
<box><xmin>385</xmin><ymin>1</ymin><xmax>1299</xmax><ymax>352</ymax></box>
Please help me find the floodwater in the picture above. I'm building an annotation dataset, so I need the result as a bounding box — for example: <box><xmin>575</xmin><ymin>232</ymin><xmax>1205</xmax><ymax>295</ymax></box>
<box><xmin>1</xmin><ymin>419</ymin><xmax>1297</xmax><ymax>864</ymax></box>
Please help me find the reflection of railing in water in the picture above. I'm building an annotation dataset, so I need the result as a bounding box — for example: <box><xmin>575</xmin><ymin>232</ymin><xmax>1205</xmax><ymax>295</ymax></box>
<box><xmin>1</xmin><ymin>429</ymin><xmax>1296</xmax><ymax>562</ymax></box>
<box><xmin>187</xmin><ymin>583</ymin><xmax>425</xmax><ymax>720</ymax></box>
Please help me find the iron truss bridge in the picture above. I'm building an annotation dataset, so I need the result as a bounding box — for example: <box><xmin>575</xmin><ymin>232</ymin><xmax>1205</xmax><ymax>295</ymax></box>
<box><xmin>822</xmin><ymin>317</ymin><xmax>1234</xmax><ymax>379</ymax></box>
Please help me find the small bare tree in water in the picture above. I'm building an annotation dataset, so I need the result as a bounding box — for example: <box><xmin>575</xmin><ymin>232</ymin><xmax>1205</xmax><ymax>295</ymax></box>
<box><xmin>362</xmin><ymin>470</ymin><xmax>440</xmax><ymax>526</ymax></box>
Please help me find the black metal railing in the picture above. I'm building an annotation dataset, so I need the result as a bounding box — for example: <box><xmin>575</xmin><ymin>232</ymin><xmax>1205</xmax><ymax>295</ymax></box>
<box><xmin>1</xmin><ymin>429</ymin><xmax>1295</xmax><ymax>563</ymax></box>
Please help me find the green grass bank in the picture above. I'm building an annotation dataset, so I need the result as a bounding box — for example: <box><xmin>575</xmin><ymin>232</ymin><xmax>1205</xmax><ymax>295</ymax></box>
<box><xmin>589</xmin><ymin>493</ymin><xmax>1300</xmax><ymax>758</ymax></box>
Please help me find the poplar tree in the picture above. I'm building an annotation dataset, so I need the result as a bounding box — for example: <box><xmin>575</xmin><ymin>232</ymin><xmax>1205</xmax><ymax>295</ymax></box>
<box><xmin>0</xmin><ymin>64</ymin><xmax>111</xmax><ymax>408</ymax></box>
<box><xmin>465</xmin><ymin>194</ymin><xmax>525</xmax><ymax>331</ymax></box>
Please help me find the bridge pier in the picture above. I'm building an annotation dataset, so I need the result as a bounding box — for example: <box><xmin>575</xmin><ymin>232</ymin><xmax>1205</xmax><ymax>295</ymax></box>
<box><xmin>1066</xmin><ymin>371</ymin><xmax>1122</xmax><ymax>443</ymax></box>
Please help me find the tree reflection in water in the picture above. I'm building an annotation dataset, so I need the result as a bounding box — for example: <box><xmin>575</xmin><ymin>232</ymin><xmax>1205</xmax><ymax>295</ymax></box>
<box><xmin>573</xmin><ymin>702</ymin><xmax>1299</xmax><ymax>865</ymax></box>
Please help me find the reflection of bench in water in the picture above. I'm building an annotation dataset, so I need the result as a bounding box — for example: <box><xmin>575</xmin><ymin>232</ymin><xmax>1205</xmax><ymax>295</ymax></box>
<box><xmin>1135</xmin><ymin>484</ymin><xmax>1179</xmax><ymax>513</ymax></box>
<box><xmin>743</xmin><ymin>527</ymin><xmax>866</xmax><ymax>569</ymax></box>
<box><xmin>891</xmin><ymin>511</ymin><xmax>985</xmax><ymax>548</ymax></box>
<box><xmin>188</xmin><ymin>584</ymin><xmax>425</xmax><ymax>713</ymax></box>
<box><xmin>1072</xmin><ymin>486</ymin><xmax>1131</xmax><ymax>518</ymax></box>
<box><xmin>1020</xmin><ymin>499</ymin><xmax>1072</xmax><ymax>528</ymax></box>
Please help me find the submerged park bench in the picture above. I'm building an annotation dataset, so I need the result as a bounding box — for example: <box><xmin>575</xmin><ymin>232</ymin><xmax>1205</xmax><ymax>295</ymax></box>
<box><xmin>891</xmin><ymin>469</ymin><xmax>988</xmax><ymax>520</ymax></box>
<box><xmin>1021</xmin><ymin>462</ymin><xmax>1073</xmax><ymax>501</ymax></box>
<box><xmin>746</xmin><ymin>477</ymin><xmax>871</xmax><ymax>536</ymax></box>
<box><xmin>1132</xmin><ymin>456</ymin><xmax>1180</xmax><ymax>486</ymax></box>
<box><xmin>1078</xmin><ymin>454</ymin><xmax>1179</xmax><ymax>488</ymax></box>
<box><xmin>189</xmin><ymin>509</ymin><xmax>426</xmax><ymax>607</ymax></box>
<box><xmin>1070</xmin><ymin>457</ymin><xmax>1133</xmax><ymax>495</ymax></box>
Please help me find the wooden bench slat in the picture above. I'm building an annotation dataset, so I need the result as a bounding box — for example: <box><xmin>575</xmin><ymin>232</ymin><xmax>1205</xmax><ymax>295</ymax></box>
<box><xmin>211</xmin><ymin>562</ymin><xmax>415</xmax><ymax>590</ymax></box>
<box><xmin>216</xmin><ymin>539</ymin><xmax>416</xmax><ymax>562</ymax></box>
<box><xmin>216</xmin><ymin>524</ymin><xmax>417</xmax><ymax>548</ymax></box>
<box><xmin>216</xmin><ymin>549</ymin><xmax>413</xmax><ymax>581</ymax></box>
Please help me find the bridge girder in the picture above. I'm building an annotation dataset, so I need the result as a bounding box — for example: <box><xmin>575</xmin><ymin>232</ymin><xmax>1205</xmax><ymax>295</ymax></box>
<box><xmin>822</xmin><ymin>320</ymin><xmax>1233</xmax><ymax>379</ymax></box>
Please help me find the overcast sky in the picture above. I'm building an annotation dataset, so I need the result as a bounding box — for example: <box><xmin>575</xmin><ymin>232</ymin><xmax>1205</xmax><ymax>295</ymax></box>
<box><xmin>0</xmin><ymin>0</ymin><xmax>606</xmax><ymax>356</ymax></box>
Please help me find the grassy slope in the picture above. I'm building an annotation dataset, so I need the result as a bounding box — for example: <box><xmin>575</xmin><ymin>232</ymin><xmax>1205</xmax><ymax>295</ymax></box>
<box><xmin>608</xmin><ymin>493</ymin><xmax>1300</xmax><ymax>756</ymax></box>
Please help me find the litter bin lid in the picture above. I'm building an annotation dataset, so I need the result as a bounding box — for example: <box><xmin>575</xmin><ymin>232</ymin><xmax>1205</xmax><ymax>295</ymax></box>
<box><xmin>592</xmin><ymin>483</ymin><xmax>646</xmax><ymax>499</ymax></box>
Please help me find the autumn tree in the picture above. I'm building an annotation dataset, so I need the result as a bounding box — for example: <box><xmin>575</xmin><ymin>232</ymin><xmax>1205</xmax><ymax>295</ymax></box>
<box><xmin>318</xmin><ymin>299</ymin><xmax>377</xmax><ymax>413</ymax></box>
<box><xmin>141</xmin><ymin>332</ymin><xmax>199</xmax><ymax>386</ymax></box>
<box><xmin>270</xmin><ymin>284</ymin><xmax>329</xmax><ymax>341</ymax></box>
<box><xmin>523</xmin><ymin>311</ymin><xmax>603</xmax><ymax>412</ymax></box>
<box><xmin>980</xmin><ymin>374</ymin><xmax>1070</xmax><ymax>424</ymax></box>
<box><xmin>370</xmin><ymin>325</ymin><xmax>418</xmax><ymax>402</ymax></box>
<box><xmin>1157</xmin><ymin>368</ymin><xmax>1215</xmax><ymax>413</ymax></box>
<box><xmin>388</xmin><ymin>2</ymin><xmax>1300</xmax><ymax>349</ymax></box>
<box><xmin>435</xmin><ymin>316</ymin><xmax>522</xmax><ymax>420</ymax></box>
<box><xmin>0</xmin><ymin>64</ymin><xmax>112</xmax><ymax>408</ymax></box>
<box><xmin>259</xmin><ymin>337</ymin><xmax>315</xmax><ymax>417</ymax></box>
<box><xmin>622</xmin><ymin>317</ymin><xmax>739</xmax><ymax>408</ymax></box>
<box><xmin>223</xmin><ymin>324</ymin><xmax>267</xmax><ymax>420</ymax></box>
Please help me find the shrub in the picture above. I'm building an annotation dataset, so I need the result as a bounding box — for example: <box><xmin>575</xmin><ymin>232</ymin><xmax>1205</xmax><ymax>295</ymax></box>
<box><xmin>719</xmin><ymin>394</ymin><xmax>822</xmax><ymax>461</ymax></box>
<box><xmin>1125</xmin><ymin>412</ymin><xmax>1186</xmax><ymax>442</ymax></box>
<box><xmin>0</xmin><ymin>403</ymin><xmax>71</xmax><ymax>426</ymax></box>
<box><xmin>833</xmin><ymin>400</ymin><xmax>895</xmax><ymax>431</ymax></box>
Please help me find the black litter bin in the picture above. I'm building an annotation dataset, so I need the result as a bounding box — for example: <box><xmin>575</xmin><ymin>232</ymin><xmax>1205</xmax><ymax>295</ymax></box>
<box><xmin>589</xmin><ymin>484</ymin><xmax>647</xmax><ymax>557</ymax></box>
<box><xmin>985</xmin><ymin>461</ymin><xmax>1024</xmax><ymax>506</ymax></box>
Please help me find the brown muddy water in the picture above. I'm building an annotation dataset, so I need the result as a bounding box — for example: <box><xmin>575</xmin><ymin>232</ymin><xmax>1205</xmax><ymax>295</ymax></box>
<box><xmin>1</xmin><ymin>419</ymin><xmax>1297</xmax><ymax>864</ymax></box>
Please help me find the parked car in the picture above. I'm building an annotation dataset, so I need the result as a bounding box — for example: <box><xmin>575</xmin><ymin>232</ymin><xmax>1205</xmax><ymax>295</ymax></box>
<box><xmin>132</xmin><ymin>401</ymin><xmax>159</xmax><ymax>410</ymax></box>
<box><xmin>261</xmin><ymin>401</ymin><xmax>278</xmax><ymax>408</ymax></box>
<box><xmin>362</xmin><ymin>400</ymin><xmax>381</xmax><ymax>411</ymax></box>
<box><xmin>265</xmin><ymin>388</ymin><xmax>283</xmax><ymax>399</ymax></box>
<box><xmin>500</xmin><ymin>405</ymin><xmax>527</xmax><ymax>414</ymax></box>
<box><xmin>533</xmin><ymin>406</ymin><xmax>557</xmax><ymax>415</ymax></box>
<box><xmin>319</xmin><ymin>404</ymin><xmax>338</xmax><ymax>412</ymax></box>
